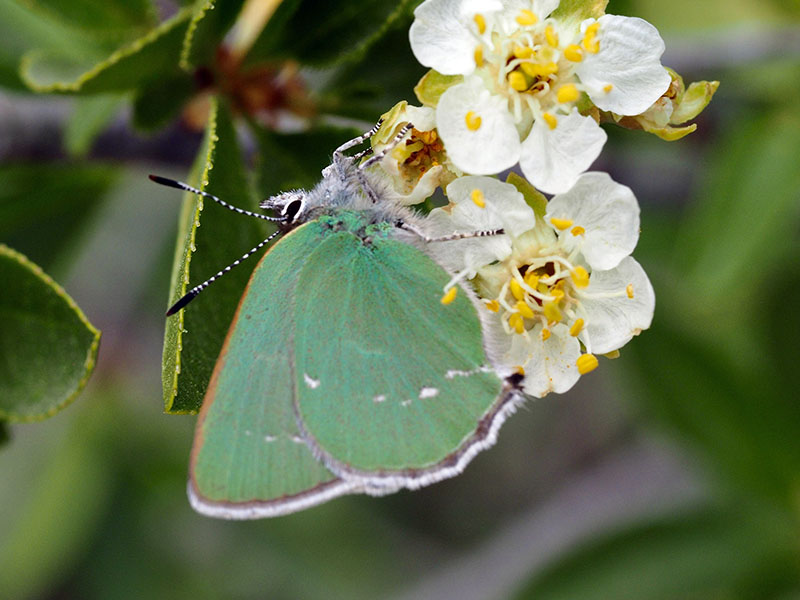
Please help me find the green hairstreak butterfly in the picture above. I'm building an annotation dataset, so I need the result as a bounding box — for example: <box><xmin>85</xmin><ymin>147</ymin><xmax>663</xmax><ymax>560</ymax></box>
<box><xmin>152</xmin><ymin>122</ymin><xmax>523</xmax><ymax>519</ymax></box>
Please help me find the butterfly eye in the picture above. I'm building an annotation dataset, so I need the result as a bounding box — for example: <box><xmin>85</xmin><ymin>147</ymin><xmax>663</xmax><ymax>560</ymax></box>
<box><xmin>282</xmin><ymin>198</ymin><xmax>304</xmax><ymax>222</ymax></box>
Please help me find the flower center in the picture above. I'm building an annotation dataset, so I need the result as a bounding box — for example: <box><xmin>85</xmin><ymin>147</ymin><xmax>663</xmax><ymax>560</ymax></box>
<box><xmin>390</xmin><ymin>127</ymin><xmax>446</xmax><ymax>181</ymax></box>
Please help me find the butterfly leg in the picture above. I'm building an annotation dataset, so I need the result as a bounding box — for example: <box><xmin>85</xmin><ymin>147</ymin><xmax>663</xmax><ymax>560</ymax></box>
<box><xmin>400</xmin><ymin>222</ymin><xmax>505</xmax><ymax>243</ymax></box>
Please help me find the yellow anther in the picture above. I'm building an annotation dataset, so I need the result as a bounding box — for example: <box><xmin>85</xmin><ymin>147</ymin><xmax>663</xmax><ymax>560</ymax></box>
<box><xmin>550</xmin><ymin>287</ymin><xmax>565</xmax><ymax>302</ymax></box>
<box><xmin>514</xmin><ymin>365</ymin><xmax>526</xmax><ymax>376</ymax></box>
<box><xmin>545</xmin><ymin>25</ymin><xmax>559</xmax><ymax>47</ymax></box>
<box><xmin>514</xmin><ymin>45</ymin><xmax>534</xmax><ymax>59</ymax></box>
<box><xmin>541</xmin><ymin>328</ymin><xmax>551</xmax><ymax>341</ymax></box>
<box><xmin>522</xmin><ymin>62</ymin><xmax>558</xmax><ymax>79</ymax></box>
<box><xmin>604</xmin><ymin>84</ymin><xmax>614</xmax><ymax>93</ymax></box>
<box><xmin>508</xmin><ymin>71</ymin><xmax>530</xmax><ymax>91</ymax></box>
<box><xmin>572</xmin><ymin>266</ymin><xmax>590</xmax><ymax>288</ymax></box>
<box><xmin>471</xmin><ymin>188</ymin><xmax>486</xmax><ymax>208</ymax></box>
<box><xmin>465</xmin><ymin>111</ymin><xmax>482</xmax><ymax>131</ymax></box>
<box><xmin>524</xmin><ymin>271</ymin><xmax>539</xmax><ymax>288</ymax></box>
<box><xmin>516</xmin><ymin>300</ymin><xmax>535</xmax><ymax>319</ymax></box>
<box><xmin>509</xmin><ymin>313</ymin><xmax>525</xmax><ymax>334</ymax></box>
<box><xmin>603</xmin><ymin>350</ymin><xmax>621</xmax><ymax>359</ymax></box>
<box><xmin>515</xmin><ymin>9</ymin><xmax>538</xmax><ymax>26</ymax></box>
<box><xmin>563</xmin><ymin>44</ymin><xmax>584</xmax><ymax>62</ymax></box>
<box><xmin>569</xmin><ymin>318</ymin><xmax>585</xmax><ymax>337</ymax></box>
<box><xmin>485</xmin><ymin>299</ymin><xmax>500</xmax><ymax>312</ymax></box>
<box><xmin>542</xmin><ymin>112</ymin><xmax>558</xmax><ymax>130</ymax></box>
<box><xmin>557</xmin><ymin>84</ymin><xmax>580</xmax><ymax>104</ymax></box>
<box><xmin>626</xmin><ymin>284</ymin><xmax>635</xmax><ymax>299</ymax></box>
<box><xmin>474</xmin><ymin>13</ymin><xmax>486</xmax><ymax>35</ymax></box>
<box><xmin>550</xmin><ymin>217</ymin><xmax>573</xmax><ymax>230</ymax></box>
<box><xmin>441</xmin><ymin>287</ymin><xmax>458</xmax><ymax>305</ymax></box>
<box><xmin>474</xmin><ymin>45</ymin><xmax>484</xmax><ymax>66</ymax></box>
<box><xmin>571</xmin><ymin>225</ymin><xmax>585</xmax><ymax>236</ymax></box>
<box><xmin>576</xmin><ymin>353</ymin><xmax>599</xmax><ymax>374</ymax></box>
<box><xmin>510</xmin><ymin>278</ymin><xmax>525</xmax><ymax>301</ymax></box>
<box><xmin>582</xmin><ymin>22</ymin><xmax>600</xmax><ymax>54</ymax></box>
<box><xmin>543</xmin><ymin>302</ymin><xmax>562</xmax><ymax>323</ymax></box>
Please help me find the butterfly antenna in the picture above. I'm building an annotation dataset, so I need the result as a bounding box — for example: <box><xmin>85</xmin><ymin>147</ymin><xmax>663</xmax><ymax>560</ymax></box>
<box><xmin>166</xmin><ymin>229</ymin><xmax>282</xmax><ymax>316</ymax></box>
<box><xmin>149</xmin><ymin>175</ymin><xmax>286</xmax><ymax>222</ymax></box>
<box><xmin>400</xmin><ymin>221</ymin><xmax>505</xmax><ymax>243</ymax></box>
<box><xmin>359</xmin><ymin>123</ymin><xmax>414</xmax><ymax>170</ymax></box>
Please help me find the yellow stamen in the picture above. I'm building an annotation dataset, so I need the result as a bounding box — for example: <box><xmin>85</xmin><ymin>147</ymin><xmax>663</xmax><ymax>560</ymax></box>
<box><xmin>557</xmin><ymin>84</ymin><xmax>580</xmax><ymax>104</ymax></box>
<box><xmin>465</xmin><ymin>111</ymin><xmax>482</xmax><ymax>131</ymax></box>
<box><xmin>514</xmin><ymin>45</ymin><xmax>534</xmax><ymax>59</ymax></box>
<box><xmin>626</xmin><ymin>284</ymin><xmax>635</xmax><ymax>299</ymax></box>
<box><xmin>441</xmin><ymin>287</ymin><xmax>457</xmax><ymax>305</ymax></box>
<box><xmin>564</xmin><ymin>44</ymin><xmax>583</xmax><ymax>62</ymax></box>
<box><xmin>515</xmin><ymin>9</ymin><xmax>538</xmax><ymax>26</ymax></box>
<box><xmin>516</xmin><ymin>300</ymin><xmax>535</xmax><ymax>319</ymax></box>
<box><xmin>542</xmin><ymin>112</ymin><xmax>558</xmax><ymax>130</ymax></box>
<box><xmin>550</xmin><ymin>217</ymin><xmax>573</xmax><ymax>230</ymax></box>
<box><xmin>474</xmin><ymin>45</ymin><xmax>484</xmax><ymax>66</ymax></box>
<box><xmin>522</xmin><ymin>62</ymin><xmax>558</xmax><ymax>79</ymax></box>
<box><xmin>576</xmin><ymin>353</ymin><xmax>599</xmax><ymax>374</ymax></box>
<box><xmin>474</xmin><ymin>13</ymin><xmax>486</xmax><ymax>35</ymax></box>
<box><xmin>524</xmin><ymin>271</ymin><xmax>539</xmax><ymax>288</ymax></box>
<box><xmin>550</xmin><ymin>287</ymin><xmax>565</xmax><ymax>302</ymax></box>
<box><xmin>541</xmin><ymin>328</ymin><xmax>551</xmax><ymax>341</ymax></box>
<box><xmin>604</xmin><ymin>84</ymin><xmax>613</xmax><ymax>93</ymax></box>
<box><xmin>485</xmin><ymin>299</ymin><xmax>500</xmax><ymax>312</ymax></box>
<box><xmin>603</xmin><ymin>350</ymin><xmax>621</xmax><ymax>359</ymax></box>
<box><xmin>509</xmin><ymin>313</ymin><xmax>525</xmax><ymax>334</ymax></box>
<box><xmin>471</xmin><ymin>188</ymin><xmax>486</xmax><ymax>208</ymax></box>
<box><xmin>510</xmin><ymin>278</ymin><xmax>525</xmax><ymax>301</ymax></box>
<box><xmin>545</xmin><ymin>25</ymin><xmax>559</xmax><ymax>47</ymax></box>
<box><xmin>572</xmin><ymin>266</ymin><xmax>590</xmax><ymax>288</ymax></box>
<box><xmin>515</xmin><ymin>365</ymin><xmax>526</xmax><ymax>376</ymax></box>
<box><xmin>544</xmin><ymin>302</ymin><xmax>562</xmax><ymax>323</ymax></box>
<box><xmin>569</xmin><ymin>318</ymin><xmax>585</xmax><ymax>337</ymax></box>
<box><xmin>582</xmin><ymin>22</ymin><xmax>600</xmax><ymax>54</ymax></box>
<box><xmin>508</xmin><ymin>71</ymin><xmax>530</xmax><ymax>91</ymax></box>
<box><xmin>571</xmin><ymin>225</ymin><xmax>585</xmax><ymax>236</ymax></box>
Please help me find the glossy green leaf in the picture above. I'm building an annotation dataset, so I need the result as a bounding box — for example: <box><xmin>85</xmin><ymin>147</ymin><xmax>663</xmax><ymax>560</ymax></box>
<box><xmin>65</xmin><ymin>95</ymin><xmax>127</xmax><ymax>156</ymax></box>
<box><xmin>163</xmin><ymin>98</ymin><xmax>271</xmax><ymax>414</ymax></box>
<box><xmin>132</xmin><ymin>70</ymin><xmax>195</xmax><ymax>131</ymax></box>
<box><xmin>21</xmin><ymin>6</ymin><xmax>193</xmax><ymax>94</ymax></box>
<box><xmin>0</xmin><ymin>164</ymin><xmax>119</xmax><ymax>274</ymax></box>
<box><xmin>15</xmin><ymin>0</ymin><xmax>155</xmax><ymax>42</ymax></box>
<box><xmin>245</xmin><ymin>0</ymin><xmax>419</xmax><ymax>67</ymax></box>
<box><xmin>180</xmin><ymin>0</ymin><xmax>246</xmax><ymax>70</ymax></box>
<box><xmin>0</xmin><ymin>245</ymin><xmax>101</xmax><ymax>422</ymax></box>
<box><xmin>512</xmin><ymin>505</ymin><xmax>798</xmax><ymax>600</ymax></box>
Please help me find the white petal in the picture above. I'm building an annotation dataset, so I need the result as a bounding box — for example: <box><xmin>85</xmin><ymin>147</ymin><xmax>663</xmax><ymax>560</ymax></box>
<box><xmin>577</xmin><ymin>15</ymin><xmax>671</xmax><ymax>115</ymax></box>
<box><xmin>446</xmin><ymin>175</ymin><xmax>537</xmax><ymax>237</ymax></box>
<box><xmin>546</xmin><ymin>172</ymin><xmax>639</xmax><ymax>271</ymax></box>
<box><xmin>436</xmin><ymin>78</ymin><xmax>521</xmax><ymax>175</ymax></box>
<box><xmin>410</xmin><ymin>0</ymin><xmax>502</xmax><ymax>75</ymax></box>
<box><xmin>403</xmin><ymin>105</ymin><xmax>437</xmax><ymax>131</ymax></box>
<box><xmin>519</xmin><ymin>108</ymin><xmax>607</xmax><ymax>194</ymax></box>
<box><xmin>425</xmin><ymin>210</ymin><xmax>512</xmax><ymax>276</ymax></box>
<box><xmin>506</xmin><ymin>324</ymin><xmax>581</xmax><ymax>397</ymax></box>
<box><xmin>578</xmin><ymin>256</ymin><xmax>655</xmax><ymax>354</ymax></box>
<box><xmin>381</xmin><ymin>165</ymin><xmax>446</xmax><ymax>206</ymax></box>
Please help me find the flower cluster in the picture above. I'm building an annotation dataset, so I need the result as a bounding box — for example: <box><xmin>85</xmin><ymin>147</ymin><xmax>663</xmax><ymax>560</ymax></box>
<box><xmin>370</xmin><ymin>0</ymin><xmax>716</xmax><ymax>397</ymax></box>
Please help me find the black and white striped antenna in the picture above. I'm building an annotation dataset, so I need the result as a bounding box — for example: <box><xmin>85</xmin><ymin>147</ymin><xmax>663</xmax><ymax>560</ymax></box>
<box><xmin>150</xmin><ymin>175</ymin><xmax>286</xmax><ymax>316</ymax></box>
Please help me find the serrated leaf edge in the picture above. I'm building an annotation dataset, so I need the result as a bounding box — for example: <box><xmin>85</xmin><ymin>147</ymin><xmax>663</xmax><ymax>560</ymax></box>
<box><xmin>179</xmin><ymin>0</ymin><xmax>214</xmax><ymax>71</ymax></box>
<box><xmin>20</xmin><ymin>6</ymin><xmax>194</xmax><ymax>93</ymax></box>
<box><xmin>0</xmin><ymin>244</ymin><xmax>101</xmax><ymax>423</ymax></box>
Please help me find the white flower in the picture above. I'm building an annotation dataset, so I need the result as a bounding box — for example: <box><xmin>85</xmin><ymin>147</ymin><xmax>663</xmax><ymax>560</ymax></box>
<box><xmin>426</xmin><ymin>171</ymin><xmax>655</xmax><ymax>397</ymax></box>
<box><xmin>410</xmin><ymin>0</ymin><xmax>671</xmax><ymax>193</ymax></box>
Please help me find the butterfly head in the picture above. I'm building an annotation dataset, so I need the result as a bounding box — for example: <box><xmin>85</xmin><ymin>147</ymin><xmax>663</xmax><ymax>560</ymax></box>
<box><xmin>261</xmin><ymin>191</ymin><xmax>308</xmax><ymax>226</ymax></box>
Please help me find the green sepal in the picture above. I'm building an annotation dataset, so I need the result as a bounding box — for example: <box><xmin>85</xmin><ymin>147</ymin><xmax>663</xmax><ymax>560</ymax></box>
<box><xmin>506</xmin><ymin>172</ymin><xmax>548</xmax><ymax>222</ymax></box>
<box><xmin>20</xmin><ymin>6</ymin><xmax>193</xmax><ymax>94</ymax></box>
<box><xmin>374</xmin><ymin>101</ymin><xmax>409</xmax><ymax>146</ymax></box>
<box><xmin>162</xmin><ymin>98</ymin><xmax>270</xmax><ymax>414</ymax></box>
<box><xmin>414</xmin><ymin>69</ymin><xmax>462</xmax><ymax>107</ymax></box>
<box><xmin>550</xmin><ymin>0</ymin><xmax>607</xmax><ymax>26</ymax></box>
<box><xmin>0</xmin><ymin>245</ymin><xmax>101</xmax><ymax>423</ymax></box>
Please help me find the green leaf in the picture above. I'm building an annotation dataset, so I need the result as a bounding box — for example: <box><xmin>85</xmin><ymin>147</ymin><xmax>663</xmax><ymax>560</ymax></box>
<box><xmin>0</xmin><ymin>245</ymin><xmax>101</xmax><ymax>422</ymax></box>
<box><xmin>21</xmin><ymin>6</ymin><xmax>193</xmax><ymax>94</ymax></box>
<box><xmin>0</xmin><ymin>422</ymin><xmax>9</xmax><ymax>448</ymax></box>
<box><xmin>512</xmin><ymin>505</ymin><xmax>799</xmax><ymax>600</ymax></box>
<box><xmin>64</xmin><ymin>95</ymin><xmax>127</xmax><ymax>156</ymax></box>
<box><xmin>132</xmin><ymin>70</ymin><xmax>196</xmax><ymax>131</ymax></box>
<box><xmin>245</xmin><ymin>0</ymin><xmax>420</xmax><ymax>67</ymax></box>
<box><xmin>180</xmin><ymin>0</ymin><xmax>246</xmax><ymax>70</ymax></box>
<box><xmin>0</xmin><ymin>164</ymin><xmax>119</xmax><ymax>274</ymax></box>
<box><xmin>162</xmin><ymin>98</ymin><xmax>271</xmax><ymax>414</ymax></box>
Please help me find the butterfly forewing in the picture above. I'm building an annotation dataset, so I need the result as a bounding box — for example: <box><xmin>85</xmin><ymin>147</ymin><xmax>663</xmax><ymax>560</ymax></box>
<box><xmin>292</xmin><ymin>220</ymin><xmax>510</xmax><ymax>487</ymax></box>
<box><xmin>189</xmin><ymin>223</ymin><xmax>358</xmax><ymax>518</ymax></box>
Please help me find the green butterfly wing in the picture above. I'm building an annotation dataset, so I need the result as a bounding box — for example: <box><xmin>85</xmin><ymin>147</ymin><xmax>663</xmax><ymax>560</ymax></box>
<box><xmin>189</xmin><ymin>223</ymin><xmax>360</xmax><ymax>519</ymax></box>
<box><xmin>292</xmin><ymin>225</ymin><xmax>521</xmax><ymax>490</ymax></box>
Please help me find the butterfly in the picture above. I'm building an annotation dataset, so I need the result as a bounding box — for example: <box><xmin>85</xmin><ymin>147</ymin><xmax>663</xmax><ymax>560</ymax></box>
<box><xmin>151</xmin><ymin>121</ymin><xmax>524</xmax><ymax>519</ymax></box>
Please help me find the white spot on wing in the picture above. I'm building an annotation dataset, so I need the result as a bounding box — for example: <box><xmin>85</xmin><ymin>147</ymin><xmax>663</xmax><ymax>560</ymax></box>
<box><xmin>445</xmin><ymin>365</ymin><xmax>492</xmax><ymax>379</ymax></box>
<box><xmin>303</xmin><ymin>373</ymin><xmax>321</xmax><ymax>389</ymax></box>
<box><xmin>419</xmin><ymin>387</ymin><xmax>439</xmax><ymax>399</ymax></box>
<box><xmin>290</xmin><ymin>435</ymin><xmax>305</xmax><ymax>444</ymax></box>
<box><xmin>401</xmin><ymin>399</ymin><xmax>412</xmax><ymax>407</ymax></box>
<box><xmin>264</xmin><ymin>435</ymin><xmax>277</xmax><ymax>443</ymax></box>
<box><xmin>373</xmin><ymin>394</ymin><xmax>387</xmax><ymax>403</ymax></box>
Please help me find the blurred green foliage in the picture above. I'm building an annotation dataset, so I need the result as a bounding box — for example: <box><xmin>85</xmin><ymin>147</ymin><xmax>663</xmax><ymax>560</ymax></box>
<box><xmin>0</xmin><ymin>0</ymin><xmax>798</xmax><ymax>598</ymax></box>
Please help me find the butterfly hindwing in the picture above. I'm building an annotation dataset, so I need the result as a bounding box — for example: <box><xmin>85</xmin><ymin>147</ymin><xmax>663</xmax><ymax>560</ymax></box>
<box><xmin>292</xmin><ymin>217</ymin><xmax>517</xmax><ymax>489</ymax></box>
<box><xmin>189</xmin><ymin>222</ymin><xmax>359</xmax><ymax>519</ymax></box>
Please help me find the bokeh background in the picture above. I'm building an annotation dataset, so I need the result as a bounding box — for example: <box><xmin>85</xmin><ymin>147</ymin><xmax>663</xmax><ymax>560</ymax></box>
<box><xmin>1</xmin><ymin>0</ymin><xmax>799</xmax><ymax>598</ymax></box>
